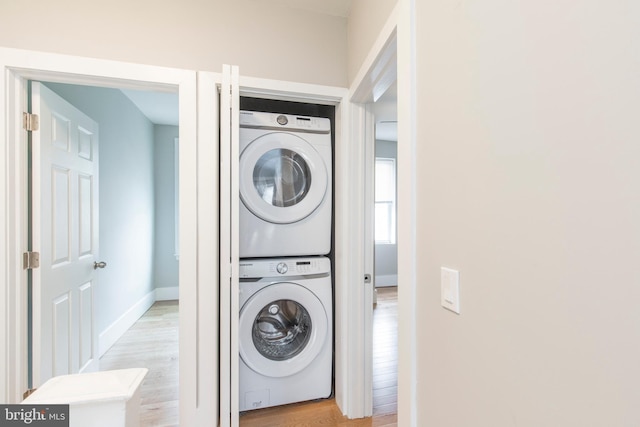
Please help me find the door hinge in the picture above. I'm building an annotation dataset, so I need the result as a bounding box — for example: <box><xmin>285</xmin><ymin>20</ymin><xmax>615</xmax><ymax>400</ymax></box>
<box><xmin>23</xmin><ymin>251</ymin><xmax>40</xmax><ymax>270</ymax></box>
<box><xmin>23</xmin><ymin>388</ymin><xmax>37</xmax><ymax>399</ymax></box>
<box><xmin>23</xmin><ymin>112</ymin><xmax>39</xmax><ymax>132</ymax></box>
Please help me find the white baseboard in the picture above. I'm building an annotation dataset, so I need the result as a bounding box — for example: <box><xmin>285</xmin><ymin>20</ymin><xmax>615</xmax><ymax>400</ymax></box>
<box><xmin>155</xmin><ymin>286</ymin><xmax>179</xmax><ymax>301</ymax></box>
<box><xmin>98</xmin><ymin>287</ymin><xmax>180</xmax><ymax>358</ymax></box>
<box><xmin>98</xmin><ymin>290</ymin><xmax>155</xmax><ymax>357</ymax></box>
<box><xmin>375</xmin><ymin>274</ymin><xmax>398</xmax><ymax>287</ymax></box>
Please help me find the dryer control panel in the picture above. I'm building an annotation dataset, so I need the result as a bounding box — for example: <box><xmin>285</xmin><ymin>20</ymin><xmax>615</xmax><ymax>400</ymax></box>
<box><xmin>239</xmin><ymin>257</ymin><xmax>331</xmax><ymax>278</ymax></box>
<box><xmin>239</xmin><ymin>110</ymin><xmax>330</xmax><ymax>134</ymax></box>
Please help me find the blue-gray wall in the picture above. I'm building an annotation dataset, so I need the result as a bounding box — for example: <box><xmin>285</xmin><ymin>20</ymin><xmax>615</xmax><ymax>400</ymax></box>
<box><xmin>44</xmin><ymin>83</ymin><xmax>178</xmax><ymax>343</ymax></box>
<box><xmin>153</xmin><ymin>125</ymin><xmax>179</xmax><ymax>290</ymax></box>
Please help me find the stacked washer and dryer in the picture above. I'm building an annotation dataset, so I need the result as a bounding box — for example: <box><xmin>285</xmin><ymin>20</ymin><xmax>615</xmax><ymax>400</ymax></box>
<box><xmin>238</xmin><ymin>110</ymin><xmax>333</xmax><ymax>411</ymax></box>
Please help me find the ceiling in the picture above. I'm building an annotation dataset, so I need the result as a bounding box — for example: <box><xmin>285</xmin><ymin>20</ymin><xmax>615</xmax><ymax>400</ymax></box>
<box><xmin>121</xmin><ymin>88</ymin><xmax>179</xmax><ymax>126</ymax></box>
<box><xmin>373</xmin><ymin>82</ymin><xmax>398</xmax><ymax>142</ymax></box>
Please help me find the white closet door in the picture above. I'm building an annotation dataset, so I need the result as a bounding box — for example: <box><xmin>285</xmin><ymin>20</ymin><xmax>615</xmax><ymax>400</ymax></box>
<box><xmin>219</xmin><ymin>64</ymin><xmax>240</xmax><ymax>427</ymax></box>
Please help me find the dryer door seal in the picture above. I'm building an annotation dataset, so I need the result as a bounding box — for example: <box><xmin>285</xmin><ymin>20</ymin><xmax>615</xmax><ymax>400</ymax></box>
<box><xmin>239</xmin><ymin>132</ymin><xmax>328</xmax><ymax>224</ymax></box>
<box><xmin>239</xmin><ymin>282</ymin><xmax>328</xmax><ymax>378</ymax></box>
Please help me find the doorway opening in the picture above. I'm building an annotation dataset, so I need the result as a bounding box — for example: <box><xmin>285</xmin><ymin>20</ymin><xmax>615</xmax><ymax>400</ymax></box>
<box><xmin>371</xmin><ymin>79</ymin><xmax>398</xmax><ymax>417</ymax></box>
<box><xmin>31</xmin><ymin>81</ymin><xmax>180</xmax><ymax>425</ymax></box>
<box><xmin>349</xmin><ymin>19</ymin><xmax>403</xmax><ymax>421</ymax></box>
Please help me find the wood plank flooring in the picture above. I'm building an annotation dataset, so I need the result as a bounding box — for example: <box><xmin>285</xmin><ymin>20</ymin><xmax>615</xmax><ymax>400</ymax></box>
<box><xmin>100</xmin><ymin>286</ymin><xmax>398</xmax><ymax>426</ymax></box>
<box><xmin>239</xmin><ymin>398</ymin><xmax>398</xmax><ymax>427</ymax></box>
<box><xmin>372</xmin><ymin>287</ymin><xmax>398</xmax><ymax>418</ymax></box>
<box><xmin>100</xmin><ymin>300</ymin><xmax>179</xmax><ymax>427</ymax></box>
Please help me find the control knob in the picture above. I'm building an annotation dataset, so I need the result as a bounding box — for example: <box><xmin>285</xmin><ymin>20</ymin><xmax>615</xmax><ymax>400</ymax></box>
<box><xmin>276</xmin><ymin>262</ymin><xmax>288</xmax><ymax>274</ymax></box>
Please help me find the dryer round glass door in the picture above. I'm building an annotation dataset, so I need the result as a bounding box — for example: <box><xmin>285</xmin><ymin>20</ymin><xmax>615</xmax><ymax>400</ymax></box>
<box><xmin>239</xmin><ymin>282</ymin><xmax>328</xmax><ymax>378</ymax></box>
<box><xmin>253</xmin><ymin>149</ymin><xmax>311</xmax><ymax>208</ymax></box>
<box><xmin>240</xmin><ymin>132</ymin><xmax>328</xmax><ymax>224</ymax></box>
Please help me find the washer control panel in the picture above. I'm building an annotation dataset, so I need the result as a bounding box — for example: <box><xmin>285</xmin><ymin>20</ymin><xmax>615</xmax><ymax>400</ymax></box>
<box><xmin>239</xmin><ymin>257</ymin><xmax>331</xmax><ymax>278</ymax></box>
<box><xmin>239</xmin><ymin>110</ymin><xmax>330</xmax><ymax>134</ymax></box>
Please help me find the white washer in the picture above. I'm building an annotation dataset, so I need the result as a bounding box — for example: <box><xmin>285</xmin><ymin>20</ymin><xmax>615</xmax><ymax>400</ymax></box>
<box><xmin>239</xmin><ymin>257</ymin><xmax>332</xmax><ymax>411</ymax></box>
<box><xmin>239</xmin><ymin>110</ymin><xmax>332</xmax><ymax>258</ymax></box>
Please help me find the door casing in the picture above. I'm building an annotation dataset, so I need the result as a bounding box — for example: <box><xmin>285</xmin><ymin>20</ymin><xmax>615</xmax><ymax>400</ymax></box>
<box><xmin>0</xmin><ymin>49</ymin><xmax>202</xmax><ymax>424</ymax></box>
<box><xmin>213</xmin><ymin>69</ymin><xmax>351</xmax><ymax>426</ymax></box>
<box><xmin>347</xmin><ymin>0</ymin><xmax>417</xmax><ymax>423</ymax></box>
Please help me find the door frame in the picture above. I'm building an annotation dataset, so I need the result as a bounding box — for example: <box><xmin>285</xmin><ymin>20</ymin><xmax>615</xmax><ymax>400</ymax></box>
<box><xmin>238</xmin><ymin>74</ymin><xmax>357</xmax><ymax>421</ymax></box>
<box><xmin>395</xmin><ymin>1</ymin><xmax>418</xmax><ymax>423</ymax></box>
<box><xmin>347</xmin><ymin>0</ymin><xmax>417</xmax><ymax>423</ymax></box>
<box><xmin>0</xmin><ymin>48</ymin><xmax>206</xmax><ymax>424</ymax></box>
<box><xmin>208</xmin><ymin>70</ymin><xmax>354</xmax><ymax>425</ymax></box>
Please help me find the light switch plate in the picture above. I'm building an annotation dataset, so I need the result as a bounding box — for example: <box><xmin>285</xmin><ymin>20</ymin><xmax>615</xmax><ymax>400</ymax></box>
<box><xmin>441</xmin><ymin>267</ymin><xmax>460</xmax><ymax>314</ymax></box>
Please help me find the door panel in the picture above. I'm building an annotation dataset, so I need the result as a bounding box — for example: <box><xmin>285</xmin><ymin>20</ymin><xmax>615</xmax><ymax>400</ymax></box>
<box><xmin>51</xmin><ymin>166</ymin><xmax>71</xmax><ymax>264</ymax></box>
<box><xmin>363</xmin><ymin>103</ymin><xmax>376</xmax><ymax>415</ymax></box>
<box><xmin>31</xmin><ymin>82</ymin><xmax>100</xmax><ymax>386</ymax></box>
<box><xmin>78</xmin><ymin>282</ymin><xmax>93</xmax><ymax>370</ymax></box>
<box><xmin>52</xmin><ymin>293</ymin><xmax>71</xmax><ymax>377</ymax></box>
<box><xmin>78</xmin><ymin>174</ymin><xmax>93</xmax><ymax>256</ymax></box>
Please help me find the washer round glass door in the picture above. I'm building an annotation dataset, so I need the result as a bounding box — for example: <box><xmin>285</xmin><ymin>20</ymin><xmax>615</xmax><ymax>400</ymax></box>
<box><xmin>240</xmin><ymin>132</ymin><xmax>328</xmax><ymax>224</ymax></box>
<box><xmin>239</xmin><ymin>282</ymin><xmax>328</xmax><ymax>378</ymax></box>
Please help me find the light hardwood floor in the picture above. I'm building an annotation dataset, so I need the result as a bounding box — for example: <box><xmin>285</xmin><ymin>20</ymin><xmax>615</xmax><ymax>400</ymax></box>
<box><xmin>372</xmin><ymin>286</ymin><xmax>398</xmax><ymax>417</ymax></box>
<box><xmin>100</xmin><ymin>286</ymin><xmax>398</xmax><ymax>427</ymax></box>
<box><xmin>100</xmin><ymin>300</ymin><xmax>179</xmax><ymax>427</ymax></box>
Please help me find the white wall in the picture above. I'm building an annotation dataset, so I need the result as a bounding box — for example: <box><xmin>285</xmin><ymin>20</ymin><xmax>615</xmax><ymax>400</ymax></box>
<box><xmin>0</xmin><ymin>0</ymin><xmax>347</xmax><ymax>87</ymax></box>
<box><xmin>347</xmin><ymin>0</ymin><xmax>398</xmax><ymax>83</ymax></box>
<box><xmin>45</xmin><ymin>83</ymin><xmax>156</xmax><ymax>340</ymax></box>
<box><xmin>153</xmin><ymin>125</ymin><xmax>179</xmax><ymax>293</ymax></box>
<box><xmin>414</xmin><ymin>0</ymin><xmax>640</xmax><ymax>425</ymax></box>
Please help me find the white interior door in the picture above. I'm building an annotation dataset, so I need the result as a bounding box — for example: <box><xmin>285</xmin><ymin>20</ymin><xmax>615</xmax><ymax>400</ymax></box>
<box><xmin>31</xmin><ymin>82</ymin><xmax>100</xmax><ymax>387</ymax></box>
<box><xmin>363</xmin><ymin>103</ymin><xmax>376</xmax><ymax>415</ymax></box>
<box><xmin>219</xmin><ymin>64</ymin><xmax>240</xmax><ymax>427</ymax></box>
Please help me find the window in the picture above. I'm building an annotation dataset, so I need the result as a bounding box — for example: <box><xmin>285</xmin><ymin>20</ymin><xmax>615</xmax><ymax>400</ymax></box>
<box><xmin>375</xmin><ymin>157</ymin><xmax>396</xmax><ymax>244</ymax></box>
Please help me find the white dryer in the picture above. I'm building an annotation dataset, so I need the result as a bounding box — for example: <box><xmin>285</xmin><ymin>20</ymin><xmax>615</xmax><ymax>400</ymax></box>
<box><xmin>239</xmin><ymin>110</ymin><xmax>332</xmax><ymax>258</ymax></box>
<box><xmin>238</xmin><ymin>257</ymin><xmax>332</xmax><ymax>411</ymax></box>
